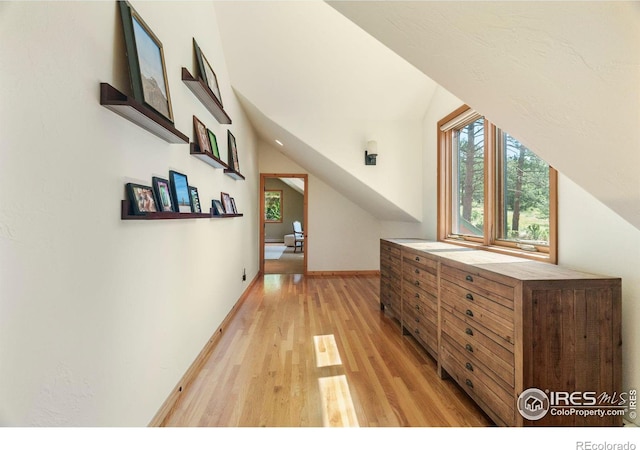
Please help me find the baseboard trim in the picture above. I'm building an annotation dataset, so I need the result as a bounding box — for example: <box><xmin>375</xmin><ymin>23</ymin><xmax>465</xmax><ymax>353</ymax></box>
<box><xmin>306</xmin><ymin>270</ymin><xmax>380</xmax><ymax>277</ymax></box>
<box><xmin>148</xmin><ymin>272</ymin><xmax>261</xmax><ymax>427</ymax></box>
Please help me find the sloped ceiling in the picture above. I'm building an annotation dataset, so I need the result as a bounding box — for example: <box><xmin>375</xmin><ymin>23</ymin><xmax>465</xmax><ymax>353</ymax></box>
<box><xmin>327</xmin><ymin>1</ymin><xmax>640</xmax><ymax>230</ymax></box>
<box><xmin>213</xmin><ymin>0</ymin><xmax>438</xmax><ymax>221</ymax></box>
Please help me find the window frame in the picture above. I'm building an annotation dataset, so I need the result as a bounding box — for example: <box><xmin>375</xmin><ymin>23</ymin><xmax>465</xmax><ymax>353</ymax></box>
<box><xmin>437</xmin><ymin>105</ymin><xmax>558</xmax><ymax>263</ymax></box>
<box><xmin>264</xmin><ymin>189</ymin><xmax>283</xmax><ymax>223</ymax></box>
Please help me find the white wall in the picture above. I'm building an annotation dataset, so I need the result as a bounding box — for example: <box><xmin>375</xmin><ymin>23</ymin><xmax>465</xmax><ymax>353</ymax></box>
<box><xmin>0</xmin><ymin>1</ymin><xmax>258</xmax><ymax>426</ymax></box>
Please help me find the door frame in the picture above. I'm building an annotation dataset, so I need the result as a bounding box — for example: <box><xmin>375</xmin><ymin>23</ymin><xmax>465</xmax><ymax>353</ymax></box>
<box><xmin>260</xmin><ymin>173</ymin><xmax>308</xmax><ymax>275</ymax></box>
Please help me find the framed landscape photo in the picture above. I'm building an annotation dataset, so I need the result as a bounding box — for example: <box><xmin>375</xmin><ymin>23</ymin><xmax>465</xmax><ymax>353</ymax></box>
<box><xmin>227</xmin><ymin>130</ymin><xmax>240</xmax><ymax>173</ymax></box>
<box><xmin>193</xmin><ymin>116</ymin><xmax>212</xmax><ymax>154</ymax></box>
<box><xmin>126</xmin><ymin>182</ymin><xmax>158</xmax><ymax>215</ymax></box>
<box><xmin>221</xmin><ymin>192</ymin><xmax>233</xmax><ymax>215</ymax></box>
<box><xmin>119</xmin><ymin>0</ymin><xmax>173</xmax><ymax>123</ymax></box>
<box><xmin>189</xmin><ymin>186</ymin><xmax>201</xmax><ymax>213</ymax></box>
<box><xmin>207</xmin><ymin>129</ymin><xmax>220</xmax><ymax>160</ymax></box>
<box><xmin>152</xmin><ymin>176</ymin><xmax>174</xmax><ymax>212</ymax></box>
<box><xmin>212</xmin><ymin>199</ymin><xmax>225</xmax><ymax>216</ymax></box>
<box><xmin>169</xmin><ymin>170</ymin><xmax>192</xmax><ymax>213</ymax></box>
<box><xmin>193</xmin><ymin>38</ymin><xmax>223</xmax><ymax>107</ymax></box>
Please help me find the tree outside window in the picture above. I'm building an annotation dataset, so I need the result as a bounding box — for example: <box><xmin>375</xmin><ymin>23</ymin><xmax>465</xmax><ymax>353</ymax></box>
<box><xmin>265</xmin><ymin>190</ymin><xmax>283</xmax><ymax>223</ymax></box>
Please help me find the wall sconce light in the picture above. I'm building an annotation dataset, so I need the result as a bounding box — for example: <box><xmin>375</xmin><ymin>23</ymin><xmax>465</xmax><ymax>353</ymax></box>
<box><xmin>364</xmin><ymin>140</ymin><xmax>378</xmax><ymax>165</ymax></box>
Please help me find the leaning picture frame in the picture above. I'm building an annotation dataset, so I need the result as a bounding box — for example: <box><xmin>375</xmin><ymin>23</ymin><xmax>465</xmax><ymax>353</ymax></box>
<box><xmin>169</xmin><ymin>170</ymin><xmax>192</xmax><ymax>213</ymax></box>
<box><xmin>152</xmin><ymin>176</ymin><xmax>174</xmax><ymax>212</ymax></box>
<box><xmin>227</xmin><ymin>130</ymin><xmax>240</xmax><ymax>173</ymax></box>
<box><xmin>189</xmin><ymin>186</ymin><xmax>201</xmax><ymax>213</ymax></box>
<box><xmin>126</xmin><ymin>182</ymin><xmax>159</xmax><ymax>215</ymax></box>
<box><xmin>221</xmin><ymin>192</ymin><xmax>233</xmax><ymax>215</ymax></box>
<box><xmin>230</xmin><ymin>197</ymin><xmax>238</xmax><ymax>215</ymax></box>
<box><xmin>119</xmin><ymin>0</ymin><xmax>173</xmax><ymax>122</ymax></box>
<box><xmin>193</xmin><ymin>116</ymin><xmax>212</xmax><ymax>154</ymax></box>
<box><xmin>207</xmin><ymin>129</ymin><xmax>220</xmax><ymax>160</ymax></box>
<box><xmin>193</xmin><ymin>38</ymin><xmax>223</xmax><ymax>107</ymax></box>
<box><xmin>211</xmin><ymin>199</ymin><xmax>225</xmax><ymax>216</ymax></box>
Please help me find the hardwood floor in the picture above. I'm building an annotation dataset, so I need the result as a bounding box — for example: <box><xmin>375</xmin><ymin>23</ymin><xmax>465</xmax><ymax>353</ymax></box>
<box><xmin>161</xmin><ymin>274</ymin><xmax>492</xmax><ymax>427</ymax></box>
<box><xmin>264</xmin><ymin>244</ymin><xmax>304</xmax><ymax>274</ymax></box>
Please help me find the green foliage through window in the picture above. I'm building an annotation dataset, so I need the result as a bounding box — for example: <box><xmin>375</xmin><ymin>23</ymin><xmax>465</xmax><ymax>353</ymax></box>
<box><xmin>265</xmin><ymin>190</ymin><xmax>282</xmax><ymax>222</ymax></box>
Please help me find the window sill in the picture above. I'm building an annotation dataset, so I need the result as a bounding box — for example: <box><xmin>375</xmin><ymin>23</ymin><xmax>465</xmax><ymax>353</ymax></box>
<box><xmin>441</xmin><ymin>238</ymin><xmax>556</xmax><ymax>264</ymax></box>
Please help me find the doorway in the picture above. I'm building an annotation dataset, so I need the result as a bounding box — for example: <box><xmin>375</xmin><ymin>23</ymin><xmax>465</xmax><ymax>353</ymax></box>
<box><xmin>260</xmin><ymin>173</ymin><xmax>308</xmax><ymax>275</ymax></box>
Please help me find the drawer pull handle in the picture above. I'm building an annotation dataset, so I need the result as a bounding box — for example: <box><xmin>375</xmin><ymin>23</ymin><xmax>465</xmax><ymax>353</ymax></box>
<box><xmin>465</xmin><ymin>328</ymin><xmax>474</xmax><ymax>336</ymax></box>
<box><xmin>414</xmin><ymin>293</ymin><xmax>420</xmax><ymax>299</ymax></box>
<box><xmin>415</xmin><ymin>268</ymin><xmax>420</xmax><ymax>274</ymax></box>
<box><xmin>414</xmin><ymin>329</ymin><xmax>420</xmax><ymax>335</ymax></box>
<box><xmin>465</xmin><ymin>379</ymin><xmax>474</xmax><ymax>389</ymax></box>
<box><xmin>415</xmin><ymin>316</ymin><xmax>420</xmax><ymax>323</ymax></box>
<box><xmin>465</xmin><ymin>275</ymin><xmax>474</xmax><ymax>282</ymax></box>
<box><xmin>415</xmin><ymin>304</ymin><xmax>420</xmax><ymax>310</ymax></box>
<box><xmin>414</xmin><ymin>281</ymin><xmax>420</xmax><ymax>286</ymax></box>
<box><xmin>465</xmin><ymin>344</ymin><xmax>474</xmax><ymax>353</ymax></box>
<box><xmin>465</xmin><ymin>293</ymin><xmax>474</xmax><ymax>301</ymax></box>
<box><xmin>415</xmin><ymin>256</ymin><xmax>420</xmax><ymax>262</ymax></box>
<box><xmin>465</xmin><ymin>362</ymin><xmax>474</xmax><ymax>372</ymax></box>
<box><xmin>465</xmin><ymin>309</ymin><xmax>474</xmax><ymax>317</ymax></box>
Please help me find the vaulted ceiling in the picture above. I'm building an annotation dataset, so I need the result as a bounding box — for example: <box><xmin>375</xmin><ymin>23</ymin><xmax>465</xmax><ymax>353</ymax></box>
<box><xmin>214</xmin><ymin>1</ymin><xmax>640</xmax><ymax>230</ymax></box>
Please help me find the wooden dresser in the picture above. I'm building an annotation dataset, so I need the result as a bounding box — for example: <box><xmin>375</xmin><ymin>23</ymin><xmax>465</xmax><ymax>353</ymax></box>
<box><xmin>380</xmin><ymin>238</ymin><xmax>622</xmax><ymax>427</ymax></box>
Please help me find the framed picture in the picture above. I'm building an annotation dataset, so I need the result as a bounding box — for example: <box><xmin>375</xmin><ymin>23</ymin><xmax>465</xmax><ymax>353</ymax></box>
<box><xmin>211</xmin><ymin>199</ymin><xmax>225</xmax><ymax>216</ymax></box>
<box><xmin>119</xmin><ymin>0</ymin><xmax>173</xmax><ymax>122</ymax></box>
<box><xmin>221</xmin><ymin>192</ymin><xmax>233</xmax><ymax>215</ymax></box>
<box><xmin>126</xmin><ymin>182</ymin><xmax>158</xmax><ymax>215</ymax></box>
<box><xmin>152</xmin><ymin>176</ymin><xmax>174</xmax><ymax>212</ymax></box>
<box><xmin>193</xmin><ymin>116</ymin><xmax>212</xmax><ymax>154</ymax></box>
<box><xmin>193</xmin><ymin>38</ymin><xmax>223</xmax><ymax>107</ymax></box>
<box><xmin>230</xmin><ymin>197</ymin><xmax>238</xmax><ymax>214</ymax></box>
<box><xmin>169</xmin><ymin>170</ymin><xmax>192</xmax><ymax>213</ymax></box>
<box><xmin>207</xmin><ymin>129</ymin><xmax>220</xmax><ymax>160</ymax></box>
<box><xmin>227</xmin><ymin>130</ymin><xmax>240</xmax><ymax>173</ymax></box>
<box><xmin>189</xmin><ymin>186</ymin><xmax>201</xmax><ymax>213</ymax></box>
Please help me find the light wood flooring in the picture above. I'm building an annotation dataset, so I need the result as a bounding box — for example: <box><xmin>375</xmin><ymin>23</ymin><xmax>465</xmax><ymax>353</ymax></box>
<box><xmin>161</xmin><ymin>274</ymin><xmax>492</xmax><ymax>427</ymax></box>
<box><xmin>264</xmin><ymin>244</ymin><xmax>304</xmax><ymax>274</ymax></box>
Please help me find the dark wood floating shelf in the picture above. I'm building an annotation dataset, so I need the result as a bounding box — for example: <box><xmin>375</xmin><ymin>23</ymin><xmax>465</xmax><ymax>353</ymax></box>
<box><xmin>181</xmin><ymin>68</ymin><xmax>232</xmax><ymax>125</ymax></box>
<box><xmin>190</xmin><ymin>143</ymin><xmax>228</xmax><ymax>169</ymax></box>
<box><xmin>100</xmin><ymin>83</ymin><xmax>189</xmax><ymax>144</ymax></box>
<box><xmin>121</xmin><ymin>200</ymin><xmax>242</xmax><ymax>220</ymax></box>
<box><xmin>224</xmin><ymin>169</ymin><xmax>245</xmax><ymax>181</ymax></box>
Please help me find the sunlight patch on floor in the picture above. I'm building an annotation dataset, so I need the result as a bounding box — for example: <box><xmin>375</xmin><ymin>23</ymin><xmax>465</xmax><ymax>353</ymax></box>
<box><xmin>318</xmin><ymin>375</ymin><xmax>359</xmax><ymax>427</ymax></box>
<box><xmin>313</xmin><ymin>334</ymin><xmax>342</xmax><ymax>368</ymax></box>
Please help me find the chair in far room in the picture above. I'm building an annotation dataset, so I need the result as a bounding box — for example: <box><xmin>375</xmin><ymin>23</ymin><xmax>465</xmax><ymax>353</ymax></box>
<box><xmin>292</xmin><ymin>221</ymin><xmax>304</xmax><ymax>253</ymax></box>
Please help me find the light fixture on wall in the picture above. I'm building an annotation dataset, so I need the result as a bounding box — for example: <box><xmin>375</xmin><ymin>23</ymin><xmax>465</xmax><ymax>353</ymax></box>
<box><xmin>364</xmin><ymin>140</ymin><xmax>378</xmax><ymax>165</ymax></box>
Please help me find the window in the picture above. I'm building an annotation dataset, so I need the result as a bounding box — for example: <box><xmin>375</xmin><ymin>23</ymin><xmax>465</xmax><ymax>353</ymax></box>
<box><xmin>265</xmin><ymin>190</ymin><xmax>283</xmax><ymax>223</ymax></box>
<box><xmin>438</xmin><ymin>105</ymin><xmax>557</xmax><ymax>263</ymax></box>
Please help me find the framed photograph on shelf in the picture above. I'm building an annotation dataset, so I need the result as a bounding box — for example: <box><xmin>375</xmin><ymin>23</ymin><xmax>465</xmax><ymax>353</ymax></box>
<box><xmin>230</xmin><ymin>197</ymin><xmax>238</xmax><ymax>214</ymax></box>
<box><xmin>126</xmin><ymin>182</ymin><xmax>158</xmax><ymax>215</ymax></box>
<box><xmin>193</xmin><ymin>116</ymin><xmax>212</xmax><ymax>154</ymax></box>
<box><xmin>193</xmin><ymin>38</ymin><xmax>223</xmax><ymax>107</ymax></box>
<box><xmin>152</xmin><ymin>176</ymin><xmax>174</xmax><ymax>212</ymax></box>
<box><xmin>211</xmin><ymin>199</ymin><xmax>225</xmax><ymax>216</ymax></box>
<box><xmin>119</xmin><ymin>0</ymin><xmax>173</xmax><ymax>122</ymax></box>
<box><xmin>207</xmin><ymin>129</ymin><xmax>220</xmax><ymax>160</ymax></box>
<box><xmin>227</xmin><ymin>130</ymin><xmax>240</xmax><ymax>173</ymax></box>
<box><xmin>221</xmin><ymin>192</ymin><xmax>233</xmax><ymax>215</ymax></box>
<box><xmin>169</xmin><ymin>170</ymin><xmax>192</xmax><ymax>213</ymax></box>
<box><xmin>189</xmin><ymin>186</ymin><xmax>201</xmax><ymax>213</ymax></box>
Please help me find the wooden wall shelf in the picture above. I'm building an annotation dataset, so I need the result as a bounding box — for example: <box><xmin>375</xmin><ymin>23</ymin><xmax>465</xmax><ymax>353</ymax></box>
<box><xmin>224</xmin><ymin>169</ymin><xmax>245</xmax><ymax>181</ymax></box>
<box><xmin>100</xmin><ymin>83</ymin><xmax>189</xmax><ymax>144</ymax></box>
<box><xmin>181</xmin><ymin>68</ymin><xmax>232</xmax><ymax>125</ymax></box>
<box><xmin>121</xmin><ymin>201</ymin><xmax>242</xmax><ymax>220</ymax></box>
<box><xmin>190</xmin><ymin>143</ymin><xmax>228</xmax><ymax>169</ymax></box>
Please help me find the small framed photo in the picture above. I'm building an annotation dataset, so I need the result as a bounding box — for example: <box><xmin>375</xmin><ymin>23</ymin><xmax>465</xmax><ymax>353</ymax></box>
<box><xmin>169</xmin><ymin>170</ymin><xmax>192</xmax><ymax>213</ymax></box>
<box><xmin>221</xmin><ymin>192</ymin><xmax>233</xmax><ymax>215</ymax></box>
<box><xmin>189</xmin><ymin>186</ymin><xmax>201</xmax><ymax>213</ymax></box>
<box><xmin>193</xmin><ymin>38</ymin><xmax>223</xmax><ymax>107</ymax></box>
<box><xmin>152</xmin><ymin>176</ymin><xmax>174</xmax><ymax>212</ymax></box>
<box><xmin>119</xmin><ymin>0</ymin><xmax>173</xmax><ymax>122</ymax></box>
<box><xmin>211</xmin><ymin>199</ymin><xmax>225</xmax><ymax>216</ymax></box>
<box><xmin>207</xmin><ymin>129</ymin><xmax>220</xmax><ymax>160</ymax></box>
<box><xmin>126</xmin><ymin>182</ymin><xmax>158</xmax><ymax>215</ymax></box>
<box><xmin>193</xmin><ymin>116</ymin><xmax>212</xmax><ymax>154</ymax></box>
<box><xmin>227</xmin><ymin>130</ymin><xmax>240</xmax><ymax>173</ymax></box>
<box><xmin>230</xmin><ymin>197</ymin><xmax>238</xmax><ymax>214</ymax></box>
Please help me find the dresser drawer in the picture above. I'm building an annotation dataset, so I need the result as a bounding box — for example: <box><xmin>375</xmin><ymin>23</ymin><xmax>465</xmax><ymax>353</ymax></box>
<box><xmin>440</xmin><ymin>341</ymin><xmax>515</xmax><ymax>425</ymax></box>
<box><xmin>402</xmin><ymin>249</ymin><xmax>437</xmax><ymax>273</ymax></box>
<box><xmin>402</xmin><ymin>266</ymin><xmax>437</xmax><ymax>294</ymax></box>
<box><xmin>403</xmin><ymin>309</ymin><xmax>437</xmax><ymax>356</ymax></box>
<box><xmin>381</xmin><ymin>242</ymin><xmax>401</xmax><ymax>258</ymax></box>
<box><xmin>441</xmin><ymin>264</ymin><xmax>514</xmax><ymax>307</ymax></box>
<box><xmin>441</xmin><ymin>288</ymin><xmax>515</xmax><ymax>346</ymax></box>
<box><xmin>440</xmin><ymin>307</ymin><xmax>514</xmax><ymax>371</ymax></box>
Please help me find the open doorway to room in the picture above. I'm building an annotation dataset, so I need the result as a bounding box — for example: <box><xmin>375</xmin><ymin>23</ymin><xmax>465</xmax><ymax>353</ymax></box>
<box><xmin>260</xmin><ymin>174</ymin><xmax>308</xmax><ymax>274</ymax></box>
